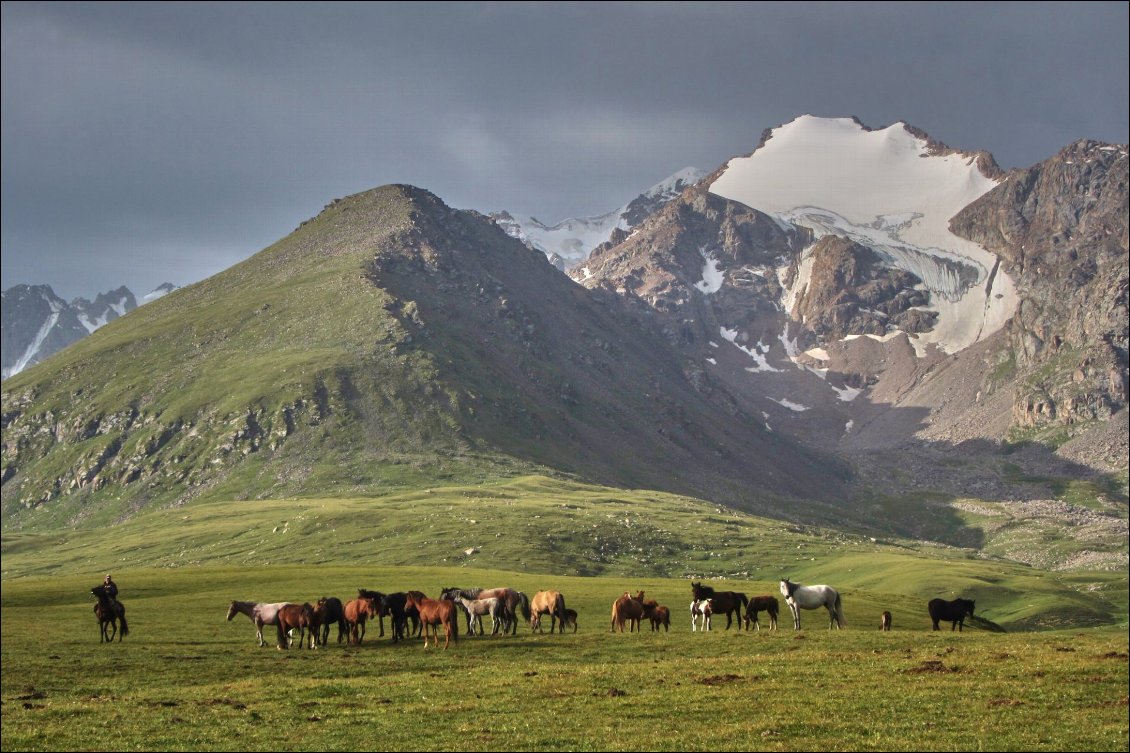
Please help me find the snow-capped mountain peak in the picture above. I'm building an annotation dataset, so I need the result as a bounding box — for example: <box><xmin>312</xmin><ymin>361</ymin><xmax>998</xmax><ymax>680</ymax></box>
<box><xmin>493</xmin><ymin>167</ymin><xmax>706</xmax><ymax>268</ymax></box>
<box><xmin>143</xmin><ymin>282</ymin><xmax>178</xmax><ymax>303</ymax></box>
<box><xmin>708</xmin><ymin>115</ymin><xmax>1018</xmax><ymax>355</ymax></box>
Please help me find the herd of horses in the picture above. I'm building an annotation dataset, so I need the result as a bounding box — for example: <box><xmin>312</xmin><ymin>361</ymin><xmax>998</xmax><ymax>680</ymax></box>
<box><xmin>96</xmin><ymin>578</ymin><xmax>981</xmax><ymax>644</ymax></box>
<box><xmin>223</xmin><ymin>586</ymin><xmax>560</xmax><ymax>650</ymax></box>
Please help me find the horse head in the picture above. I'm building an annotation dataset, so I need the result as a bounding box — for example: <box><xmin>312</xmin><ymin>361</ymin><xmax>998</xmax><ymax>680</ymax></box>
<box><xmin>779</xmin><ymin>578</ymin><xmax>797</xmax><ymax>599</ymax></box>
<box><xmin>226</xmin><ymin>601</ymin><xmax>238</xmax><ymax>621</ymax></box>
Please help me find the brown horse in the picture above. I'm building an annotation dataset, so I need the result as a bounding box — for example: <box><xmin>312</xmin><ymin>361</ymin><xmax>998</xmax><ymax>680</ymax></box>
<box><xmin>343</xmin><ymin>596</ymin><xmax>380</xmax><ymax>645</ymax></box>
<box><xmin>276</xmin><ymin>603</ymin><xmax>316</xmax><ymax>650</ymax></box>
<box><xmin>530</xmin><ymin>590</ymin><xmax>568</xmax><ymax>634</ymax></box>
<box><xmin>743</xmin><ymin>595</ymin><xmax>779</xmax><ymax>631</ymax></box>
<box><xmin>611</xmin><ymin>591</ymin><xmax>645</xmax><ymax>633</ymax></box>
<box><xmin>92</xmin><ymin>585</ymin><xmax>128</xmax><ymax>643</ymax></box>
<box><xmin>645</xmin><ymin>603</ymin><xmax>671</xmax><ymax>632</ymax></box>
<box><xmin>691</xmin><ymin>582</ymin><xmax>747</xmax><ymax>630</ymax></box>
<box><xmin>563</xmin><ymin>608</ymin><xmax>579</xmax><ymax>633</ymax></box>
<box><xmin>880</xmin><ymin>610</ymin><xmax>892</xmax><ymax>631</ymax></box>
<box><xmin>405</xmin><ymin>592</ymin><xmax>458</xmax><ymax>649</ymax></box>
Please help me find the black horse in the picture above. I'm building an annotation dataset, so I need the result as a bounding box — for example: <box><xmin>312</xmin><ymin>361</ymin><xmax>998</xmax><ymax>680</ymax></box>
<box><xmin>91</xmin><ymin>584</ymin><xmax>128</xmax><ymax>643</ymax></box>
<box><xmin>691</xmin><ymin>582</ymin><xmax>748</xmax><ymax>630</ymax></box>
<box><xmin>313</xmin><ymin>596</ymin><xmax>347</xmax><ymax>646</ymax></box>
<box><xmin>928</xmin><ymin>597</ymin><xmax>976</xmax><ymax>631</ymax></box>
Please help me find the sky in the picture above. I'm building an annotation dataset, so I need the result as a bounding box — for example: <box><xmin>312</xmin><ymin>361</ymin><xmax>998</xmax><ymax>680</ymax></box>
<box><xmin>2</xmin><ymin>2</ymin><xmax>1128</xmax><ymax>301</ymax></box>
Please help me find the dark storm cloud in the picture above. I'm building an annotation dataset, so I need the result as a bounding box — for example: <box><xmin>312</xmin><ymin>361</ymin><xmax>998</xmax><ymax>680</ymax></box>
<box><xmin>2</xmin><ymin>2</ymin><xmax>1127</xmax><ymax>299</ymax></box>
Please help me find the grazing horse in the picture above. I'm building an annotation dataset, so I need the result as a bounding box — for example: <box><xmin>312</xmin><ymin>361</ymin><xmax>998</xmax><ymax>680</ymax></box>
<box><xmin>312</xmin><ymin>597</ymin><xmax>348</xmax><ymax>646</ymax></box>
<box><xmin>743</xmin><ymin>595</ymin><xmax>779</xmax><ymax>631</ymax></box>
<box><xmin>440</xmin><ymin>587</ymin><xmax>530</xmax><ymax>635</ymax></box>
<box><xmin>928</xmin><ymin>598</ymin><xmax>975</xmax><ymax>632</ymax></box>
<box><xmin>563</xmin><ymin>608</ymin><xmax>579</xmax><ymax>633</ymax></box>
<box><xmin>690</xmin><ymin>583</ymin><xmax>747</xmax><ymax>630</ymax></box>
<box><xmin>227</xmin><ymin>600</ymin><xmax>288</xmax><ymax>647</ymax></box>
<box><xmin>451</xmin><ymin>596</ymin><xmax>507</xmax><ymax>636</ymax></box>
<box><xmin>690</xmin><ymin>599</ymin><xmax>713</xmax><ymax>631</ymax></box>
<box><xmin>880</xmin><ymin>610</ymin><xmax>892</xmax><ymax>632</ymax></box>
<box><xmin>91</xmin><ymin>585</ymin><xmax>128</xmax><ymax>643</ymax></box>
<box><xmin>405</xmin><ymin>592</ymin><xmax>458</xmax><ymax>649</ymax></box>
<box><xmin>276</xmin><ymin>603</ymin><xmax>317</xmax><ymax>650</ymax></box>
<box><xmin>610</xmin><ymin>592</ymin><xmax>645</xmax><ymax>633</ymax></box>
<box><xmin>343</xmin><ymin>596</ymin><xmax>381</xmax><ymax>645</ymax></box>
<box><xmin>646</xmin><ymin>604</ymin><xmax>670</xmax><ymax>632</ymax></box>
<box><xmin>779</xmin><ymin>578</ymin><xmax>845</xmax><ymax>630</ymax></box>
<box><xmin>530</xmin><ymin>590</ymin><xmax>568</xmax><ymax>634</ymax></box>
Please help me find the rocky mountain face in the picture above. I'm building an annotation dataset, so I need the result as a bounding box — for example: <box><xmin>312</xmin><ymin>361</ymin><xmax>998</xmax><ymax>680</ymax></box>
<box><xmin>571</xmin><ymin>117</ymin><xmax>1128</xmax><ymax>570</ymax></box>
<box><xmin>1</xmin><ymin>285</ymin><xmax>137</xmax><ymax>380</ymax></box>
<box><xmin>950</xmin><ymin>139</ymin><xmax>1129</xmax><ymax>429</ymax></box>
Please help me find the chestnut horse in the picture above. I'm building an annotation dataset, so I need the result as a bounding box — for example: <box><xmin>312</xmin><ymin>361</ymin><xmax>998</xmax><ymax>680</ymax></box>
<box><xmin>405</xmin><ymin>592</ymin><xmax>458</xmax><ymax>649</ymax></box>
<box><xmin>531</xmin><ymin>590</ymin><xmax>568</xmax><ymax>634</ymax></box>
<box><xmin>690</xmin><ymin>582</ymin><xmax>747</xmax><ymax>630</ymax></box>
<box><xmin>743</xmin><ymin>595</ymin><xmax>779</xmax><ymax>631</ymax></box>
<box><xmin>880</xmin><ymin>610</ymin><xmax>892</xmax><ymax>631</ymax></box>
<box><xmin>92</xmin><ymin>585</ymin><xmax>128</xmax><ymax>643</ymax></box>
<box><xmin>276</xmin><ymin>603</ymin><xmax>316</xmax><ymax>650</ymax></box>
<box><xmin>611</xmin><ymin>591</ymin><xmax>645</xmax><ymax>633</ymax></box>
<box><xmin>644</xmin><ymin>602</ymin><xmax>670</xmax><ymax>632</ymax></box>
<box><xmin>344</xmin><ymin>596</ymin><xmax>381</xmax><ymax>645</ymax></box>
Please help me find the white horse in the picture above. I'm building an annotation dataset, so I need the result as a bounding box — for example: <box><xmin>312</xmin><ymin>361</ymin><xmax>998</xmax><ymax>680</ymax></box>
<box><xmin>453</xmin><ymin>596</ymin><xmax>507</xmax><ymax>636</ymax></box>
<box><xmin>226</xmin><ymin>600</ymin><xmax>289</xmax><ymax>646</ymax></box>
<box><xmin>779</xmin><ymin>579</ymin><xmax>845</xmax><ymax>629</ymax></box>
<box><xmin>690</xmin><ymin>599</ymin><xmax>713</xmax><ymax>632</ymax></box>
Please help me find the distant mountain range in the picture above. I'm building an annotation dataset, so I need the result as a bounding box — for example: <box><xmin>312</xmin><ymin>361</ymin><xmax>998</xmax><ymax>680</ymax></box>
<box><xmin>490</xmin><ymin>167</ymin><xmax>706</xmax><ymax>269</ymax></box>
<box><xmin>1</xmin><ymin>282</ymin><xmax>176</xmax><ymax>379</ymax></box>
<box><xmin>2</xmin><ymin>116</ymin><xmax>1125</xmax><ymax>572</ymax></box>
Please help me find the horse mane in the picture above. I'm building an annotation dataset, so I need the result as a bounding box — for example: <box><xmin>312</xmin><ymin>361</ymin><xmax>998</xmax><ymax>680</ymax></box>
<box><xmin>692</xmin><ymin>582</ymin><xmax>717</xmax><ymax>598</ymax></box>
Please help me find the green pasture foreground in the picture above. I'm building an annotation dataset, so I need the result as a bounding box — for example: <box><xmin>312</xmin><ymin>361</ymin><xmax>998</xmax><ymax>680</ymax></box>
<box><xmin>1</xmin><ymin>567</ymin><xmax>1127</xmax><ymax>752</ymax></box>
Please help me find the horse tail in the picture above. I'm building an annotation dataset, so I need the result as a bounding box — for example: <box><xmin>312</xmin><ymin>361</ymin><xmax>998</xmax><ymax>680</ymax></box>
<box><xmin>739</xmin><ymin>592</ymin><xmax>749</xmax><ymax>609</ymax></box>
<box><xmin>518</xmin><ymin>591</ymin><xmax>531</xmax><ymax>621</ymax></box>
<box><xmin>834</xmin><ymin>592</ymin><xmax>846</xmax><ymax>628</ymax></box>
<box><xmin>118</xmin><ymin>609</ymin><xmax>129</xmax><ymax>638</ymax></box>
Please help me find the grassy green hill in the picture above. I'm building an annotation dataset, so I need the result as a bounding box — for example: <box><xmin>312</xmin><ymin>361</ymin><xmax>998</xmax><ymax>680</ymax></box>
<box><xmin>3</xmin><ymin>476</ymin><xmax>1125</xmax><ymax>631</ymax></box>
<box><xmin>2</xmin><ymin>185</ymin><xmax>844</xmax><ymax>533</ymax></box>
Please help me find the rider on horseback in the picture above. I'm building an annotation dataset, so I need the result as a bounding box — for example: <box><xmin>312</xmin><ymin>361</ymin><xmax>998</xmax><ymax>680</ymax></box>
<box><xmin>103</xmin><ymin>574</ymin><xmax>119</xmax><ymax>603</ymax></box>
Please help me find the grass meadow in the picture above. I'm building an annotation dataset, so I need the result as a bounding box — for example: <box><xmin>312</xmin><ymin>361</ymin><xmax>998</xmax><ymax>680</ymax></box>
<box><xmin>2</xmin><ymin>478</ymin><xmax>1127</xmax><ymax>751</ymax></box>
<box><xmin>1</xmin><ymin>566</ymin><xmax>1127</xmax><ymax>752</ymax></box>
